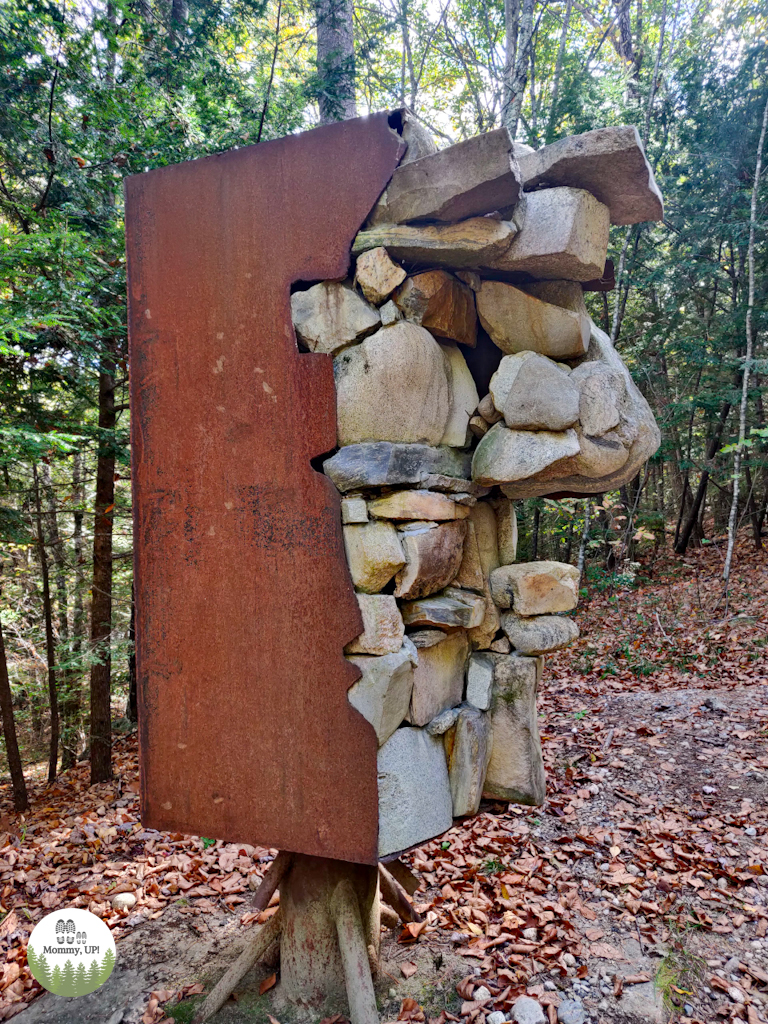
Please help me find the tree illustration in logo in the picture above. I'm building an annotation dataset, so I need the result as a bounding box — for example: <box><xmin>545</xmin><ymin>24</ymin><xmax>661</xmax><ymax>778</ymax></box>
<box><xmin>99</xmin><ymin>947</ymin><xmax>116</xmax><ymax>985</ymax></box>
<box><xmin>87</xmin><ymin>957</ymin><xmax>101</xmax><ymax>991</ymax></box>
<box><xmin>51</xmin><ymin>964</ymin><xmax>62</xmax><ymax>992</ymax></box>
<box><xmin>60</xmin><ymin>959</ymin><xmax>77</xmax><ymax>997</ymax></box>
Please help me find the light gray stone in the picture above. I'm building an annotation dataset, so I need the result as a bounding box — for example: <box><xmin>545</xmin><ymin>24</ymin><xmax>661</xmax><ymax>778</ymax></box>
<box><xmin>353</xmin><ymin>218</ymin><xmax>517</xmax><ymax>269</ymax></box>
<box><xmin>490</xmin><ymin>636</ymin><xmax>511</xmax><ymax>653</ymax></box>
<box><xmin>483</xmin><ymin>188</ymin><xmax>609</xmax><ymax>281</ymax></box>
<box><xmin>557</xmin><ymin>999</ymin><xmax>587</xmax><ymax>1024</ymax></box>
<box><xmin>347</xmin><ymin>644</ymin><xmax>415</xmax><ymax>745</ymax></box>
<box><xmin>571</xmin><ymin>362</ymin><xmax>624</xmax><ymax>436</ymax></box>
<box><xmin>500</xmin><ymin>320</ymin><xmax>660</xmax><ymax>497</ymax></box>
<box><xmin>484</xmin><ymin>654</ymin><xmax>545</xmax><ymax>806</ymax></box>
<box><xmin>490</xmin><ymin>561</ymin><xmax>580</xmax><ymax>615</ymax></box>
<box><xmin>380</xmin><ymin>299</ymin><xmax>403</xmax><ymax>325</ymax></box>
<box><xmin>408</xmin><ymin>630</ymin><xmax>469</xmax><ymax>726</ymax></box>
<box><xmin>343</xmin><ymin>521</ymin><xmax>405</xmax><ymax>594</ymax></box>
<box><xmin>440</xmin><ymin>341</ymin><xmax>479</xmax><ymax>446</ymax></box>
<box><xmin>472</xmin><ymin>423</ymin><xmax>580</xmax><ymax>485</ymax></box>
<box><xmin>334</xmin><ymin>322</ymin><xmax>450</xmax><ymax>446</ymax></box>
<box><xmin>489</xmin><ymin>352</ymin><xmax>580</xmax><ymax>431</ymax></box>
<box><xmin>487</xmin><ymin>1013</ymin><xmax>507</xmax><ymax>1024</ymax></box>
<box><xmin>445</xmin><ymin>705</ymin><xmax>491</xmax><ymax>817</ymax></box>
<box><xmin>466</xmin><ymin>652</ymin><xmax>495</xmax><ymax>710</ymax></box>
<box><xmin>400</xmin><ymin>113</ymin><xmax>438</xmax><ymax>165</ymax></box>
<box><xmin>517</xmin><ymin>125</ymin><xmax>664</xmax><ymax>225</ymax></box>
<box><xmin>395</xmin><ymin>520</ymin><xmax>467</xmax><ymax>600</ymax></box>
<box><xmin>568</xmin><ymin>428</ymin><xmax>630</xmax><ymax>478</ymax></box>
<box><xmin>291</xmin><ymin>280</ymin><xmax>380</xmax><ymax>354</ymax></box>
<box><xmin>510</xmin><ymin>995</ymin><xmax>546</xmax><ymax>1024</ymax></box>
<box><xmin>112</xmin><ymin>892</ymin><xmax>137</xmax><ymax>911</ymax></box>
<box><xmin>341</xmin><ymin>496</ymin><xmax>368</xmax><ymax>524</ymax></box>
<box><xmin>324</xmin><ymin>442</ymin><xmax>471</xmax><ymax>492</ymax></box>
<box><xmin>426</xmin><ymin>705</ymin><xmax>461</xmax><ymax>735</ymax></box>
<box><xmin>345</xmin><ymin>593</ymin><xmax>404</xmax><ymax>655</ymax></box>
<box><xmin>501</xmin><ymin>612</ymin><xmax>579</xmax><ymax>654</ymax></box>
<box><xmin>478</xmin><ymin>393</ymin><xmax>503</xmax><ymax>424</ymax></box>
<box><xmin>615</xmin><ymin>981</ymin><xmax>664</xmax><ymax>1022</ymax></box>
<box><xmin>377</xmin><ymin>726</ymin><xmax>453</xmax><ymax>857</ymax></box>
<box><xmin>401</xmin><ymin>587</ymin><xmax>486</xmax><ymax>630</ymax></box>
<box><xmin>368</xmin><ymin>127</ymin><xmax>522</xmax><ymax>226</ymax></box>
<box><xmin>354</xmin><ymin>247</ymin><xmax>406</xmax><ymax>305</ymax></box>
<box><xmin>477</xmin><ymin>282</ymin><xmax>589</xmax><ymax>359</ymax></box>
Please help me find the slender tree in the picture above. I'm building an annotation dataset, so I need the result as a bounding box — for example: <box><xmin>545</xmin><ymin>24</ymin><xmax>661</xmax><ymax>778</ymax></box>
<box><xmin>0</xmin><ymin>607</ymin><xmax>29</xmax><ymax>812</ymax></box>
<box><xmin>32</xmin><ymin>464</ymin><xmax>59</xmax><ymax>782</ymax></box>
<box><xmin>315</xmin><ymin>0</ymin><xmax>357</xmax><ymax>122</ymax></box>
<box><xmin>723</xmin><ymin>89</ymin><xmax>768</xmax><ymax>591</ymax></box>
<box><xmin>89</xmin><ymin>345</ymin><xmax>116</xmax><ymax>783</ymax></box>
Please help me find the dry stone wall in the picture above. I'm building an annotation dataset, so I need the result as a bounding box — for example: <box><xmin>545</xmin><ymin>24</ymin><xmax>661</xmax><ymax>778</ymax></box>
<box><xmin>290</xmin><ymin>123</ymin><xmax>662</xmax><ymax>859</ymax></box>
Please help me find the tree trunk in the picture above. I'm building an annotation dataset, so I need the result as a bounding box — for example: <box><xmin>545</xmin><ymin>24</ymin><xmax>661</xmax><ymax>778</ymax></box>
<box><xmin>724</xmin><ymin>91</ymin><xmax>768</xmax><ymax>588</ymax></box>
<box><xmin>503</xmin><ymin>0</ymin><xmax>533</xmax><ymax>138</ymax></box>
<box><xmin>32</xmin><ymin>465</ymin><xmax>59</xmax><ymax>783</ymax></box>
<box><xmin>61</xmin><ymin>452</ymin><xmax>86</xmax><ymax>770</ymax></box>
<box><xmin>278</xmin><ymin>855</ymin><xmax>379</xmax><ymax>1020</ymax></box>
<box><xmin>675</xmin><ymin>401</ymin><xmax>731</xmax><ymax>555</ymax></box>
<box><xmin>546</xmin><ymin>0</ymin><xmax>572</xmax><ymax>142</ymax></box>
<box><xmin>0</xmin><ymin>612</ymin><xmax>29</xmax><ymax>812</ymax></box>
<box><xmin>315</xmin><ymin>0</ymin><xmax>356</xmax><ymax>123</ymax></box>
<box><xmin>127</xmin><ymin>582</ymin><xmax>137</xmax><ymax>723</ymax></box>
<box><xmin>90</xmin><ymin>347</ymin><xmax>116</xmax><ymax>784</ymax></box>
<box><xmin>531</xmin><ymin>504</ymin><xmax>540</xmax><ymax>559</ymax></box>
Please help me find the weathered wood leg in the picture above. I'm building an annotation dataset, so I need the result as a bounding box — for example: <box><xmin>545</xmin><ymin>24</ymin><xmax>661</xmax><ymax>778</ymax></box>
<box><xmin>278</xmin><ymin>854</ymin><xmax>379</xmax><ymax>1021</ymax></box>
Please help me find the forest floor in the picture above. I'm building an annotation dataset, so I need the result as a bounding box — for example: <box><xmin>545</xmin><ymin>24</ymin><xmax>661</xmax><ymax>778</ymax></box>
<box><xmin>1</xmin><ymin>536</ymin><xmax>767</xmax><ymax>1024</ymax></box>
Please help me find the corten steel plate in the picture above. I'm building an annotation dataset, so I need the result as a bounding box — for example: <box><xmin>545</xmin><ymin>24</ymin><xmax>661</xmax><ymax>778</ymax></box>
<box><xmin>126</xmin><ymin>114</ymin><xmax>405</xmax><ymax>865</ymax></box>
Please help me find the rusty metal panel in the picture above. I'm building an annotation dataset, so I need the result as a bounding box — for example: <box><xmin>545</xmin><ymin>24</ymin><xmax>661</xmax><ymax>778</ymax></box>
<box><xmin>126</xmin><ymin>115</ymin><xmax>404</xmax><ymax>865</ymax></box>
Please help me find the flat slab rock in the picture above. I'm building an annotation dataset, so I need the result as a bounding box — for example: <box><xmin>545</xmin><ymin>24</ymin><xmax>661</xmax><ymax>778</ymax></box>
<box><xmin>368</xmin><ymin>126</ymin><xmax>522</xmax><ymax>226</ymax></box>
<box><xmin>517</xmin><ymin>125</ymin><xmax>664</xmax><ymax>226</ymax></box>
<box><xmin>377</xmin><ymin>726</ymin><xmax>453</xmax><ymax>857</ymax></box>
<box><xmin>353</xmin><ymin>217</ymin><xmax>517</xmax><ymax>269</ymax></box>
<box><xmin>400</xmin><ymin>586</ymin><xmax>486</xmax><ymax>630</ymax></box>
<box><xmin>445</xmin><ymin>704</ymin><xmax>491</xmax><ymax>817</ymax></box>
<box><xmin>324</xmin><ymin>442</ymin><xmax>472</xmax><ymax>492</ymax></box>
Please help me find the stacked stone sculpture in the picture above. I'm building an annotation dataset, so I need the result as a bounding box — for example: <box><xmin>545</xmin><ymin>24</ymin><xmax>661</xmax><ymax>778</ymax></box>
<box><xmin>290</xmin><ymin>123</ymin><xmax>661</xmax><ymax>860</ymax></box>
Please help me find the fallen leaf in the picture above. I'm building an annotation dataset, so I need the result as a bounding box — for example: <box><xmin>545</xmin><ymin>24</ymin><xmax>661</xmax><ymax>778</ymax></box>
<box><xmin>259</xmin><ymin>974</ymin><xmax>277</xmax><ymax>995</ymax></box>
<box><xmin>401</xmin><ymin>962</ymin><xmax>417</xmax><ymax>979</ymax></box>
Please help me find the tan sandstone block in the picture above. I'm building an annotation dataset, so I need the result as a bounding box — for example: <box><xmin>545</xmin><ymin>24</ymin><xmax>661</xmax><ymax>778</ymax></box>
<box><xmin>354</xmin><ymin>247</ymin><xmax>406</xmax><ymax>305</ymax></box>
<box><xmin>490</xmin><ymin>561</ymin><xmax>579</xmax><ymax>615</ymax></box>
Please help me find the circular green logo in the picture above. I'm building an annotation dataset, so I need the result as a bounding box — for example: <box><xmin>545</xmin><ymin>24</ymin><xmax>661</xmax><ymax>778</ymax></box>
<box><xmin>27</xmin><ymin>909</ymin><xmax>116</xmax><ymax>997</ymax></box>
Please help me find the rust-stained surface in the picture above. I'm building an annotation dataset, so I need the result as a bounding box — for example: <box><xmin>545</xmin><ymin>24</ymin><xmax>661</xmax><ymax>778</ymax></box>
<box><xmin>126</xmin><ymin>114</ymin><xmax>405</xmax><ymax>865</ymax></box>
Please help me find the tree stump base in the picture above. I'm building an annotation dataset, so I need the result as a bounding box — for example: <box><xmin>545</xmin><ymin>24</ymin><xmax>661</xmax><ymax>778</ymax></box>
<box><xmin>193</xmin><ymin>853</ymin><xmax>380</xmax><ymax>1024</ymax></box>
<box><xmin>278</xmin><ymin>855</ymin><xmax>379</xmax><ymax>1022</ymax></box>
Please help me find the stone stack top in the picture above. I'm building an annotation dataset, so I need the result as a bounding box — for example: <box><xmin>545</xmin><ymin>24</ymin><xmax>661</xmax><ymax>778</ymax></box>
<box><xmin>516</xmin><ymin>125</ymin><xmax>664</xmax><ymax>225</ymax></box>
